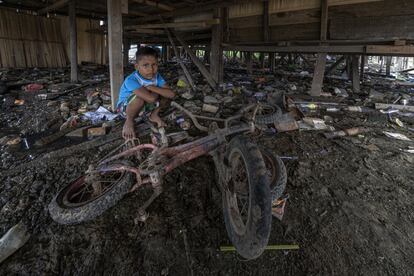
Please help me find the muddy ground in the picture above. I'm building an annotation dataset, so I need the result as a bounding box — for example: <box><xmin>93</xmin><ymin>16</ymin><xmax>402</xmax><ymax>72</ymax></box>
<box><xmin>1</xmin><ymin>66</ymin><xmax>414</xmax><ymax>275</ymax></box>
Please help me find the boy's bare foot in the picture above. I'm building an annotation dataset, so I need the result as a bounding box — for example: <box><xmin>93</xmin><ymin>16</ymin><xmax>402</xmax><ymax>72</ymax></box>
<box><xmin>122</xmin><ymin>119</ymin><xmax>136</xmax><ymax>140</ymax></box>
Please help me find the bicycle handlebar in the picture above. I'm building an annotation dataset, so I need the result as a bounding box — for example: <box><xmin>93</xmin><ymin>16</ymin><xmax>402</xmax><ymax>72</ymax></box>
<box><xmin>171</xmin><ymin>101</ymin><xmax>258</xmax><ymax>132</ymax></box>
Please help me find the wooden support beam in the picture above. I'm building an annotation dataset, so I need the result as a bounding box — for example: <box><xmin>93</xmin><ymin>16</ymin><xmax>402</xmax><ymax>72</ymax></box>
<box><xmin>126</xmin><ymin>28</ymin><xmax>165</xmax><ymax>35</ymax></box>
<box><xmin>125</xmin><ymin>19</ymin><xmax>220</xmax><ymax>30</ymax></box>
<box><xmin>269</xmin><ymin>53</ymin><xmax>275</xmax><ymax>73</ymax></box>
<box><xmin>164</xmin><ymin>28</ymin><xmax>196</xmax><ymax>91</ymax></box>
<box><xmin>325</xmin><ymin>55</ymin><xmax>345</xmax><ymax>75</ymax></box>
<box><xmin>352</xmin><ymin>55</ymin><xmax>361</xmax><ymax>93</ymax></box>
<box><xmin>222</xmin><ymin>44</ymin><xmax>365</xmax><ymax>54</ymax></box>
<box><xmin>298</xmin><ymin>54</ymin><xmax>313</xmax><ymax>68</ymax></box>
<box><xmin>125</xmin><ymin>11</ymin><xmax>150</xmax><ymax>17</ymax></box>
<box><xmin>399</xmin><ymin>67</ymin><xmax>414</xmax><ymax>73</ymax></box>
<box><xmin>263</xmin><ymin>0</ymin><xmax>270</xmax><ymax>70</ymax></box>
<box><xmin>246</xmin><ymin>52</ymin><xmax>252</xmax><ymax>74</ymax></box>
<box><xmin>123</xmin><ymin>38</ymin><xmax>130</xmax><ymax>67</ymax></box>
<box><xmin>366</xmin><ymin>45</ymin><xmax>414</xmax><ymax>56</ymax></box>
<box><xmin>162</xmin><ymin>44</ymin><xmax>167</xmax><ymax>63</ymax></box>
<box><xmin>69</xmin><ymin>0</ymin><xmax>78</xmax><ymax>82</ymax></box>
<box><xmin>204</xmin><ymin>49</ymin><xmax>210</xmax><ymax>64</ymax></box>
<box><xmin>173</xmin><ymin>30</ymin><xmax>217</xmax><ymax>90</ymax></box>
<box><xmin>38</xmin><ymin>0</ymin><xmax>70</xmax><ymax>15</ymax></box>
<box><xmin>108</xmin><ymin>0</ymin><xmax>124</xmax><ymax>110</ymax></box>
<box><xmin>310</xmin><ymin>53</ymin><xmax>327</xmax><ymax>96</ymax></box>
<box><xmin>131</xmin><ymin>0</ymin><xmax>174</xmax><ymax>11</ymax></box>
<box><xmin>360</xmin><ymin>55</ymin><xmax>365</xmax><ymax>81</ymax></box>
<box><xmin>320</xmin><ymin>0</ymin><xmax>328</xmax><ymax>41</ymax></box>
<box><xmin>211</xmin><ymin>8</ymin><xmax>224</xmax><ymax>85</ymax></box>
<box><xmin>275</xmin><ymin>53</ymin><xmax>287</xmax><ymax>67</ymax></box>
<box><xmin>385</xmin><ymin>56</ymin><xmax>392</xmax><ymax>76</ymax></box>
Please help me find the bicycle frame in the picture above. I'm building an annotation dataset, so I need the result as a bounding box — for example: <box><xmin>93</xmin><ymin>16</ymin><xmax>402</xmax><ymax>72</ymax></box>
<box><xmin>94</xmin><ymin>102</ymin><xmax>257</xmax><ymax>221</ymax></box>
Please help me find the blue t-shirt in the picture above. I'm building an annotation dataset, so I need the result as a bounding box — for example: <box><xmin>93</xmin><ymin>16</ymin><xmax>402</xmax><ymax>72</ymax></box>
<box><xmin>117</xmin><ymin>71</ymin><xmax>166</xmax><ymax>107</ymax></box>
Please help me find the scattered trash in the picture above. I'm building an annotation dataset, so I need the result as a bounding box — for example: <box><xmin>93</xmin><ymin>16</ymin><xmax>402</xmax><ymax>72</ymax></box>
<box><xmin>0</xmin><ymin>135</ymin><xmax>21</xmax><ymax>146</ymax></box>
<box><xmin>0</xmin><ymin>222</ymin><xmax>30</xmax><ymax>264</ymax></box>
<box><xmin>274</xmin><ymin>113</ymin><xmax>299</xmax><ymax>132</ymax></box>
<box><xmin>203</xmin><ymin>95</ymin><xmax>219</xmax><ymax>104</ymax></box>
<box><xmin>383</xmin><ymin>131</ymin><xmax>412</xmax><ymax>141</ymax></box>
<box><xmin>324</xmin><ymin>127</ymin><xmax>370</xmax><ymax>139</ymax></box>
<box><xmin>14</xmin><ymin>99</ymin><xmax>24</xmax><ymax>105</ymax></box>
<box><xmin>375</xmin><ymin>103</ymin><xmax>414</xmax><ymax>112</ymax></box>
<box><xmin>333</xmin><ymin>87</ymin><xmax>348</xmax><ymax>97</ymax></box>
<box><xmin>83</xmin><ymin>106</ymin><xmax>119</xmax><ymax>124</ymax></box>
<box><xmin>220</xmin><ymin>244</ymin><xmax>299</xmax><ymax>252</ymax></box>
<box><xmin>87</xmin><ymin>127</ymin><xmax>107</xmax><ymax>137</ymax></box>
<box><xmin>23</xmin><ymin>83</ymin><xmax>44</xmax><ymax>92</ymax></box>
<box><xmin>401</xmin><ymin>146</ymin><xmax>414</xmax><ymax>153</ymax></box>
<box><xmin>202</xmin><ymin>103</ymin><xmax>219</xmax><ymax>113</ymax></box>
<box><xmin>301</xmin><ymin>117</ymin><xmax>335</xmax><ymax>131</ymax></box>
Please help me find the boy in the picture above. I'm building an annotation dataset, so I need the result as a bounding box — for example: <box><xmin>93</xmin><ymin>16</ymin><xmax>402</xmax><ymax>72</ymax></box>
<box><xmin>117</xmin><ymin>47</ymin><xmax>175</xmax><ymax>140</ymax></box>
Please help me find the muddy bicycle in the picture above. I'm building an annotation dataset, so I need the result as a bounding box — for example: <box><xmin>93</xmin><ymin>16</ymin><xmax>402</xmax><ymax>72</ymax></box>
<box><xmin>49</xmin><ymin>101</ymin><xmax>287</xmax><ymax>259</ymax></box>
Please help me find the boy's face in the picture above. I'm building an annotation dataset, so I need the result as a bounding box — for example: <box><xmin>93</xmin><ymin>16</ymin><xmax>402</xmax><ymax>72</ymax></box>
<box><xmin>135</xmin><ymin>55</ymin><xmax>158</xmax><ymax>79</ymax></box>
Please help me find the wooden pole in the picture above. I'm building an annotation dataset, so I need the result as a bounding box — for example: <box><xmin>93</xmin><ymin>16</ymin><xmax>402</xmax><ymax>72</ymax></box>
<box><xmin>269</xmin><ymin>53</ymin><xmax>275</xmax><ymax>72</ymax></box>
<box><xmin>385</xmin><ymin>56</ymin><xmax>392</xmax><ymax>76</ymax></box>
<box><xmin>108</xmin><ymin>0</ymin><xmax>124</xmax><ymax>110</ymax></box>
<box><xmin>325</xmin><ymin>55</ymin><xmax>345</xmax><ymax>75</ymax></box>
<box><xmin>173</xmin><ymin>30</ymin><xmax>217</xmax><ymax>90</ymax></box>
<box><xmin>123</xmin><ymin>38</ymin><xmax>131</xmax><ymax>67</ymax></box>
<box><xmin>246</xmin><ymin>52</ymin><xmax>252</xmax><ymax>74</ymax></box>
<box><xmin>360</xmin><ymin>55</ymin><xmax>365</xmax><ymax>81</ymax></box>
<box><xmin>310</xmin><ymin>53</ymin><xmax>327</xmax><ymax>96</ymax></box>
<box><xmin>310</xmin><ymin>0</ymin><xmax>328</xmax><ymax>96</ymax></box>
<box><xmin>69</xmin><ymin>0</ymin><xmax>78</xmax><ymax>82</ymax></box>
<box><xmin>352</xmin><ymin>55</ymin><xmax>360</xmax><ymax>93</ymax></box>
<box><xmin>164</xmin><ymin>28</ymin><xmax>196</xmax><ymax>90</ymax></box>
<box><xmin>210</xmin><ymin>8</ymin><xmax>224</xmax><ymax>85</ymax></box>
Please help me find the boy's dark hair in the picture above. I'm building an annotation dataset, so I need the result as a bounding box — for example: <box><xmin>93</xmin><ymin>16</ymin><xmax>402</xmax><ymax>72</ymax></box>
<box><xmin>136</xmin><ymin>46</ymin><xmax>158</xmax><ymax>62</ymax></box>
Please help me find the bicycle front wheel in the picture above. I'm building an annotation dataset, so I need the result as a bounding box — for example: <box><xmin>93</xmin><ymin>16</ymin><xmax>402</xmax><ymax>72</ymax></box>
<box><xmin>222</xmin><ymin>136</ymin><xmax>272</xmax><ymax>259</ymax></box>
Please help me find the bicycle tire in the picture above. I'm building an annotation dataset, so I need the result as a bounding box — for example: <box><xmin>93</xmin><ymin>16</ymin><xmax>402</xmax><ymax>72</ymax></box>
<box><xmin>259</xmin><ymin>147</ymin><xmax>287</xmax><ymax>201</ymax></box>
<box><xmin>49</xmin><ymin>161</ymin><xmax>134</xmax><ymax>225</ymax></box>
<box><xmin>222</xmin><ymin>136</ymin><xmax>272</xmax><ymax>259</ymax></box>
<box><xmin>255</xmin><ymin>104</ymin><xmax>282</xmax><ymax>125</ymax></box>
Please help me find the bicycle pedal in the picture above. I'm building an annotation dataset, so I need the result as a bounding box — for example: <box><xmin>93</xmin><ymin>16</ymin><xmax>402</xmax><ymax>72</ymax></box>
<box><xmin>272</xmin><ymin>195</ymin><xmax>288</xmax><ymax>221</ymax></box>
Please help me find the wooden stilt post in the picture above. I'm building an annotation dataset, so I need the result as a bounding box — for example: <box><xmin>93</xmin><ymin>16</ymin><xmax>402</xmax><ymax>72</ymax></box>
<box><xmin>386</xmin><ymin>56</ymin><xmax>392</xmax><ymax>76</ymax></box>
<box><xmin>204</xmin><ymin>48</ymin><xmax>210</xmax><ymax>64</ymax></box>
<box><xmin>108</xmin><ymin>0</ymin><xmax>123</xmax><ymax>110</ymax></box>
<box><xmin>69</xmin><ymin>0</ymin><xmax>78</xmax><ymax>82</ymax></box>
<box><xmin>269</xmin><ymin>53</ymin><xmax>275</xmax><ymax>73</ymax></box>
<box><xmin>346</xmin><ymin>56</ymin><xmax>352</xmax><ymax>79</ymax></box>
<box><xmin>246</xmin><ymin>52</ymin><xmax>252</xmax><ymax>74</ymax></box>
<box><xmin>310</xmin><ymin>0</ymin><xmax>328</xmax><ymax>96</ymax></box>
<box><xmin>360</xmin><ymin>55</ymin><xmax>365</xmax><ymax>82</ymax></box>
<box><xmin>310</xmin><ymin>53</ymin><xmax>327</xmax><ymax>96</ymax></box>
<box><xmin>325</xmin><ymin>55</ymin><xmax>345</xmax><ymax>75</ymax></box>
<box><xmin>211</xmin><ymin>8</ymin><xmax>224</xmax><ymax>85</ymax></box>
<box><xmin>162</xmin><ymin>44</ymin><xmax>167</xmax><ymax>63</ymax></box>
<box><xmin>352</xmin><ymin>55</ymin><xmax>361</xmax><ymax>93</ymax></box>
<box><xmin>123</xmin><ymin>38</ymin><xmax>130</xmax><ymax>67</ymax></box>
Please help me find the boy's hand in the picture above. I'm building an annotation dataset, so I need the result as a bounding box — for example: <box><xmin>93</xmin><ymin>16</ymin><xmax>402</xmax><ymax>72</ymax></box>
<box><xmin>145</xmin><ymin>85</ymin><xmax>156</xmax><ymax>92</ymax></box>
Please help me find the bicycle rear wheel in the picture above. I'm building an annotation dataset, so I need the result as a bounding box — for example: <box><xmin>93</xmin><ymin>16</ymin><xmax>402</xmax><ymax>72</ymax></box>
<box><xmin>49</xmin><ymin>161</ymin><xmax>134</xmax><ymax>225</ymax></box>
